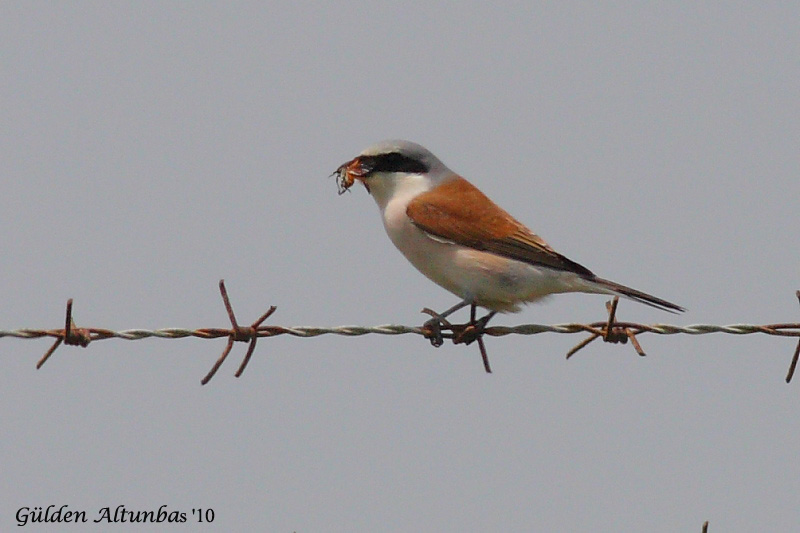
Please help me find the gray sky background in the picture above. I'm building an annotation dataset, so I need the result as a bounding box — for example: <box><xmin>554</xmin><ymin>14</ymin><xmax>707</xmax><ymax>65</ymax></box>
<box><xmin>2</xmin><ymin>3</ymin><xmax>799</xmax><ymax>531</ymax></box>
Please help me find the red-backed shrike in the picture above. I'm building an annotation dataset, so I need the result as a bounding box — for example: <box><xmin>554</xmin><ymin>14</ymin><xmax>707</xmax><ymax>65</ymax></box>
<box><xmin>334</xmin><ymin>140</ymin><xmax>683</xmax><ymax>350</ymax></box>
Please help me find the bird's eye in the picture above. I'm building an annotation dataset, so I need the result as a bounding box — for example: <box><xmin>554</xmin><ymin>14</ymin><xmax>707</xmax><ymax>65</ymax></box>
<box><xmin>363</xmin><ymin>152</ymin><xmax>428</xmax><ymax>175</ymax></box>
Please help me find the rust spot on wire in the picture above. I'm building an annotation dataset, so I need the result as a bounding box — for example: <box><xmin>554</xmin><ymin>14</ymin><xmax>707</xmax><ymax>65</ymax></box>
<box><xmin>36</xmin><ymin>299</ymin><xmax>92</xmax><ymax>369</ymax></box>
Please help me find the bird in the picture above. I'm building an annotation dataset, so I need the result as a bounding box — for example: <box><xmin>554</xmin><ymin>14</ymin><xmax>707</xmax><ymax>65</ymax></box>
<box><xmin>333</xmin><ymin>140</ymin><xmax>684</xmax><ymax>365</ymax></box>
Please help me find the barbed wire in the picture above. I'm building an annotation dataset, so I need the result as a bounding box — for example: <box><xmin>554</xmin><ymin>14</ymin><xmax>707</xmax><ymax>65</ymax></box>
<box><xmin>2</xmin><ymin>281</ymin><xmax>799</xmax><ymax>385</ymax></box>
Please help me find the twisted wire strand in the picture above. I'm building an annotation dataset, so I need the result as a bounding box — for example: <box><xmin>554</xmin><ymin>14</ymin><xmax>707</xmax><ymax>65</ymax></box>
<box><xmin>5</xmin><ymin>284</ymin><xmax>799</xmax><ymax>384</ymax></box>
<box><xmin>3</xmin><ymin>322</ymin><xmax>799</xmax><ymax>342</ymax></box>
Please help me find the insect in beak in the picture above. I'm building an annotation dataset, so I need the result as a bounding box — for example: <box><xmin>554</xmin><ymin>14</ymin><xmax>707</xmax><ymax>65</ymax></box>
<box><xmin>332</xmin><ymin>157</ymin><xmax>371</xmax><ymax>195</ymax></box>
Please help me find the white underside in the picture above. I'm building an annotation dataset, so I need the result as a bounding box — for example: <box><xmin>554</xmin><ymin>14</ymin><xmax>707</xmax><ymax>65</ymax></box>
<box><xmin>371</xmin><ymin>174</ymin><xmax>612</xmax><ymax>313</ymax></box>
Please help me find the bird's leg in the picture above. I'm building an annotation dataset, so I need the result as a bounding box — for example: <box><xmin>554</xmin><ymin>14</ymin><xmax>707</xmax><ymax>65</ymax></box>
<box><xmin>454</xmin><ymin>304</ymin><xmax>497</xmax><ymax>343</ymax></box>
<box><xmin>474</xmin><ymin>308</ymin><xmax>497</xmax><ymax>332</ymax></box>
<box><xmin>421</xmin><ymin>299</ymin><xmax>471</xmax><ymax>347</ymax></box>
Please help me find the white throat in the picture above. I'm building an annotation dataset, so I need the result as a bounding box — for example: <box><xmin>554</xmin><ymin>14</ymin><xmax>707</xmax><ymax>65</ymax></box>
<box><xmin>366</xmin><ymin>172</ymin><xmax>432</xmax><ymax>213</ymax></box>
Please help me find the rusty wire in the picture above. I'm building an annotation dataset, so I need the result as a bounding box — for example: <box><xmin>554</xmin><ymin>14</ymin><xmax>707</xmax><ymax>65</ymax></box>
<box><xmin>2</xmin><ymin>281</ymin><xmax>799</xmax><ymax>385</ymax></box>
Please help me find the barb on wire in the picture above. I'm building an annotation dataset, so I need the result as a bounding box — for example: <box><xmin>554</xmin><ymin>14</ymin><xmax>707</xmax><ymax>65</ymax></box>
<box><xmin>200</xmin><ymin>280</ymin><xmax>277</xmax><ymax>385</ymax></box>
<box><xmin>785</xmin><ymin>291</ymin><xmax>800</xmax><ymax>383</ymax></box>
<box><xmin>563</xmin><ymin>296</ymin><xmax>650</xmax><ymax>359</ymax></box>
<box><xmin>2</xmin><ymin>282</ymin><xmax>800</xmax><ymax>384</ymax></box>
<box><xmin>35</xmin><ymin>298</ymin><xmax>91</xmax><ymax>369</ymax></box>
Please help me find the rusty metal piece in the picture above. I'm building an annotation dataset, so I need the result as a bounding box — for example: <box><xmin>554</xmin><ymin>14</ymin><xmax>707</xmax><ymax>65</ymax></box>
<box><xmin>36</xmin><ymin>299</ymin><xmax>91</xmax><ymax>369</ymax></box>
<box><xmin>36</xmin><ymin>338</ymin><xmax>63</xmax><ymax>369</ymax></box>
<box><xmin>786</xmin><ymin>340</ymin><xmax>800</xmax><ymax>384</ymax></box>
<box><xmin>200</xmin><ymin>280</ymin><xmax>277</xmax><ymax>385</ymax></box>
<box><xmin>565</xmin><ymin>332</ymin><xmax>601</xmax><ymax>359</ymax></box>
<box><xmin>566</xmin><ymin>297</ymin><xmax>647</xmax><ymax>359</ymax></box>
<box><xmin>626</xmin><ymin>328</ymin><xmax>647</xmax><ymax>357</ymax></box>
<box><xmin>234</xmin><ymin>306</ymin><xmax>277</xmax><ymax>378</ymax></box>
<box><xmin>604</xmin><ymin>297</ymin><xmax>619</xmax><ymax>339</ymax></box>
<box><xmin>449</xmin><ymin>304</ymin><xmax>494</xmax><ymax>373</ymax></box>
<box><xmin>477</xmin><ymin>336</ymin><xmax>492</xmax><ymax>374</ymax></box>
<box><xmin>785</xmin><ymin>291</ymin><xmax>800</xmax><ymax>383</ymax></box>
<box><xmin>420</xmin><ymin>307</ymin><xmax>454</xmax><ymax>347</ymax></box>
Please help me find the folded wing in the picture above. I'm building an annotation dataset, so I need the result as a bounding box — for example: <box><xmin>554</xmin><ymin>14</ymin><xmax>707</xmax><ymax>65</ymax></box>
<box><xmin>406</xmin><ymin>176</ymin><xmax>594</xmax><ymax>277</ymax></box>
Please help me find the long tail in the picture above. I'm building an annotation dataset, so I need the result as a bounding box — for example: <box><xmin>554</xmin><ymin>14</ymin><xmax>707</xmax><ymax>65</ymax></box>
<box><xmin>590</xmin><ymin>277</ymin><xmax>685</xmax><ymax>313</ymax></box>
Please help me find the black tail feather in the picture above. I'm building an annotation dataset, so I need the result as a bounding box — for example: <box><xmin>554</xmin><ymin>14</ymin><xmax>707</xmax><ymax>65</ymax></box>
<box><xmin>592</xmin><ymin>277</ymin><xmax>685</xmax><ymax>313</ymax></box>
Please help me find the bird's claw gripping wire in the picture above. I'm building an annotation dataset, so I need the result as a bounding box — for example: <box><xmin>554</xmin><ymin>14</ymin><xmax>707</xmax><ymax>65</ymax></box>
<box><xmin>420</xmin><ymin>308</ymin><xmax>453</xmax><ymax>347</ymax></box>
<box><xmin>421</xmin><ymin>303</ymin><xmax>495</xmax><ymax>373</ymax></box>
